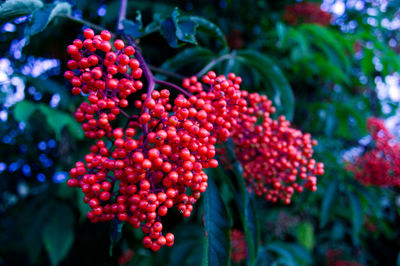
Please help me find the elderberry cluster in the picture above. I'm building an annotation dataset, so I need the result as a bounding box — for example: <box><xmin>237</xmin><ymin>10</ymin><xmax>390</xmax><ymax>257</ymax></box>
<box><xmin>231</xmin><ymin>94</ymin><xmax>324</xmax><ymax>204</ymax></box>
<box><xmin>230</xmin><ymin>229</ymin><xmax>247</xmax><ymax>263</ymax></box>
<box><xmin>64</xmin><ymin>28</ymin><xmax>324</xmax><ymax>251</ymax></box>
<box><xmin>283</xmin><ymin>2</ymin><xmax>332</xmax><ymax>26</ymax></box>
<box><xmin>346</xmin><ymin>117</ymin><xmax>400</xmax><ymax>187</ymax></box>
<box><xmin>187</xmin><ymin>72</ymin><xmax>324</xmax><ymax>204</ymax></box>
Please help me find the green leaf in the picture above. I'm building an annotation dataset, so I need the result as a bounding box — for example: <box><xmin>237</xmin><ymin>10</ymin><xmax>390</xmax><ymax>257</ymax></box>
<box><xmin>0</xmin><ymin>0</ymin><xmax>43</xmax><ymax>23</ymax></box>
<box><xmin>233</xmin><ymin>162</ymin><xmax>258</xmax><ymax>264</ymax></box>
<box><xmin>347</xmin><ymin>191</ymin><xmax>364</xmax><ymax>245</ymax></box>
<box><xmin>320</xmin><ymin>180</ymin><xmax>337</xmax><ymax>227</ymax></box>
<box><xmin>296</xmin><ymin>222</ymin><xmax>314</xmax><ymax>251</ymax></box>
<box><xmin>159</xmin><ymin>47</ymin><xmax>214</xmax><ymax>77</ymax></box>
<box><xmin>202</xmin><ymin>177</ymin><xmax>232</xmax><ymax>266</ymax></box>
<box><xmin>284</xmin><ymin>244</ymin><xmax>312</xmax><ymax>265</ymax></box>
<box><xmin>236</xmin><ymin>50</ymin><xmax>294</xmax><ymax>120</ymax></box>
<box><xmin>58</xmin><ymin>181</ymin><xmax>75</xmax><ymax>200</ymax></box>
<box><xmin>172</xmin><ymin>9</ymin><xmax>197</xmax><ymax>45</ymax></box>
<box><xmin>299</xmin><ymin>24</ymin><xmax>351</xmax><ymax>73</ymax></box>
<box><xmin>77</xmin><ymin>191</ymin><xmax>91</xmax><ymax>223</ymax></box>
<box><xmin>109</xmin><ymin>219</ymin><xmax>124</xmax><ymax>256</ymax></box>
<box><xmin>121</xmin><ymin>11</ymin><xmax>144</xmax><ymax>38</ymax></box>
<box><xmin>25</xmin><ymin>2</ymin><xmax>71</xmax><ymax>36</ymax></box>
<box><xmin>397</xmin><ymin>250</ymin><xmax>400</xmax><ymax>266</ymax></box>
<box><xmin>161</xmin><ymin>17</ymin><xmax>180</xmax><ymax>48</ymax></box>
<box><xmin>37</xmin><ymin>103</ymin><xmax>83</xmax><ymax>140</ymax></box>
<box><xmin>182</xmin><ymin>16</ymin><xmax>228</xmax><ymax>48</ymax></box>
<box><xmin>175</xmin><ymin>20</ymin><xmax>197</xmax><ymax>44</ymax></box>
<box><xmin>223</xmin><ymin>139</ymin><xmax>259</xmax><ymax>265</ymax></box>
<box><xmin>13</xmin><ymin>100</ymin><xmax>36</xmax><ymax>122</ymax></box>
<box><xmin>361</xmin><ymin>48</ymin><xmax>374</xmax><ymax>77</ymax></box>
<box><xmin>159</xmin><ymin>9</ymin><xmax>227</xmax><ymax>48</ymax></box>
<box><xmin>42</xmin><ymin>203</ymin><xmax>74</xmax><ymax>266</ymax></box>
<box><xmin>25</xmin><ymin>76</ymin><xmax>72</xmax><ymax>108</ymax></box>
<box><xmin>169</xmin><ymin>225</ymin><xmax>204</xmax><ymax>265</ymax></box>
<box><xmin>122</xmin><ymin>19</ymin><xmax>143</xmax><ymax>38</ymax></box>
<box><xmin>356</xmin><ymin>188</ymin><xmax>382</xmax><ymax>218</ymax></box>
<box><xmin>160</xmin><ymin>8</ymin><xmax>198</xmax><ymax>48</ymax></box>
<box><xmin>13</xmin><ymin>101</ymin><xmax>83</xmax><ymax>140</ymax></box>
<box><xmin>19</xmin><ymin>201</ymin><xmax>54</xmax><ymax>263</ymax></box>
<box><xmin>265</xmin><ymin>242</ymin><xmax>297</xmax><ymax>266</ymax></box>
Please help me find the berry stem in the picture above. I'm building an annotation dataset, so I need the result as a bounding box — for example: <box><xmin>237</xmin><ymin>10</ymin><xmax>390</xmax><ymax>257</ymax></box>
<box><xmin>154</xmin><ymin>79</ymin><xmax>192</xmax><ymax>97</ymax></box>
<box><xmin>128</xmin><ymin>37</ymin><xmax>155</xmax><ymax>135</ymax></box>
<box><xmin>117</xmin><ymin>0</ymin><xmax>128</xmax><ymax>31</ymax></box>
<box><xmin>196</xmin><ymin>53</ymin><xmax>236</xmax><ymax>78</ymax></box>
<box><xmin>117</xmin><ymin>0</ymin><xmax>154</xmax><ymax>135</ymax></box>
<box><xmin>120</xmin><ymin>109</ymin><xmax>130</xmax><ymax>119</ymax></box>
<box><xmin>149</xmin><ymin>65</ymin><xmax>186</xmax><ymax>80</ymax></box>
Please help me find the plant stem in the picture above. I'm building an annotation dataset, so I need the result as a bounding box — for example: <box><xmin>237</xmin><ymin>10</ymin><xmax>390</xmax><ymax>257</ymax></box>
<box><xmin>127</xmin><ymin>37</ymin><xmax>155</xmax><ymax>135</ymax></box>
<box><xmin>119</xmin><ymin>109</ymin><xmax>130</xmax><ymax>119</ymax></box>
<box><xmin>117</xmin><ymin>0</ymin><xmax>127</xmax><ymax>32</ymax></box>
<box><xmin>154</xmin><ymin>79</ymin><xmax>192</xmax><ymax>97</ymax></box>
<box><xmin>117</xmin><ymin>0</ymin><xmax>154</xmax><ymax>135</ymax></box>
<box><xmin>196</xmin><ymin>53</ymin><xmax>236</xmax><ymax>78</ymax></box>
<box><xmin>149</xmin><ymin>65</ymin><xmax>186</xmax><ymax>80</ymax></box>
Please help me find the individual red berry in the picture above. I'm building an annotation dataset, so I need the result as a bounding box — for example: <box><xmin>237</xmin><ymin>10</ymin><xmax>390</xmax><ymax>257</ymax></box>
<box><xmin>84</xmin><ymin>28</ymin><xmax>95</xmax><ymax>39</ymax></box>
<box><xmin>114</xmin><ymin>39</ymin><xmax>125</xmax><ymax>50</ymax></box>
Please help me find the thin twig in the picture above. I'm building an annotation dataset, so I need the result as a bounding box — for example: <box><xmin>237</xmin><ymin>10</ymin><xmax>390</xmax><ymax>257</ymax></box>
<box><xmin>117</xmin><ymin>0</ymin><xmax>155</xmax><ymax>135</ymax></box>
<box><xmin>119</xmin><ymin>109</ymin><xmax>130</xmax><ymax>119</ymax></box>
<box><xmin>196</xmin><ymin>53</ymin><xmax>235</xmax><ymax>78</ymax></box>
<box><xmin>149</xmin><ymin>65</ymin><xmax>186</xmax><ymax>80</ymax></box>
<box><xmin>117</xmin><ymin>0</ymin><xmax>127</xmax><ymax>32</ymax></box>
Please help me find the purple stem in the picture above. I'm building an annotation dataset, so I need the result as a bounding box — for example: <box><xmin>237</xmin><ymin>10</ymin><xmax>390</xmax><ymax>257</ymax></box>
<box><xmin>124</xmin><ymin>35</ymin><xmax>155</xmax><ymax>135</ymax></box>
<box><xmin>117</xmin><ymin>0</ymin><xmax>127</xmax><ymax>31</ymax></box>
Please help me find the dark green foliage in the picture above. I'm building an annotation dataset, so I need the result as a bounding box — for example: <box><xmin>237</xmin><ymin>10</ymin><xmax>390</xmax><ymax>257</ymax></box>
<box><xmin>1</xmin><ymin>0</ymin><xmax>400</xmax><ymax>265</ymax></box>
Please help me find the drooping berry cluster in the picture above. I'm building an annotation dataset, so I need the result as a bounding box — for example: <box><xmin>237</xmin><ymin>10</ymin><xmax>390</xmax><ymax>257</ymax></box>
<box><xmin>283</xmin><ymin>2</ymin><xmax>332</xmax><ymax>26</ymax></box>
<box><xmin>64</xmin><ymin>28</ymin><xmax>142</xmax><ymax>139</ymax></box>
<box><xmin>230</xmin><ymin>229</ymin><xmax>247</xmax><ymax>264</ymax></box>
<box><xmin>118</xmin><ymin>249</ymin><xmax>135</xmax><ymax>265</ymax></box>
<box><xmin>230</xmin><ymin>94</ymin><xmax>324</xmax><ymax>204</ymax></box>
<box><xmin>346</xmin><ymin>117</ymin><xmax>400</xmax><ymax>187</ymax></box>
<box><xmin>64</xmin><ymin>28</ymin><xmax>324</xmax><ymax>251</ymax></box>
<box><xmin>326</xmin><ymin>249</ymin><xmax>364</xmax><ymax>266</ymax></box>
<box><xmin>183</xmin><ymin>72</ymin><xmax>324</xmax><ymax>204</ymax></box>
<box><xmin>65</xmin><ymin>29</ymin><xmax>222</xmax><ymax>251</ymax></box>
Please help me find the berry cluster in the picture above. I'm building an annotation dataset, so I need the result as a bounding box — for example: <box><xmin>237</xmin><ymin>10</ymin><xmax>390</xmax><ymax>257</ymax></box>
<box><xmin>230</xmin><ymin>93</ymin><xmax>324</xmax><ymax>204</ymax></box>
<box><xmin>65</xmin><ymin>29</ymin><xmax>207</xmax><ymax>251</ymax></box>
<box><xmin>346</xmin><ymin>117</ymin><xmax>400</xmax><ymax>187</ymax></box>
<box><xmin>326</xmin><ymin>249</ymin><xmax>364</xmax><ymax>266</ymax></box>
<box><xmin>64</xmin><ymin>28</ymin><xmax>143</xmax><ymax>139</ymax></box>
<box><xmin>183</xmin><ymin>72</ymin><xmax>323</xmax><ymax>204</ymax></box>
<box><xmin>283</xmin><ymin>2</ymin><xmax>332</xmax><ymax>26</ymax></box>
<box><xmin>65</xmin><ymin>28</ymin><xmax>323</xmax><ymax>250</ymax></box>
<box><xmin>117</xmin><ymin>249</ymin><xmax>135</xmax><ymax>265</ymax></box>
<box><xmin>230</xmin><ymin>229</ymin><xmax>247</xmax><ymax>263</ymax></box>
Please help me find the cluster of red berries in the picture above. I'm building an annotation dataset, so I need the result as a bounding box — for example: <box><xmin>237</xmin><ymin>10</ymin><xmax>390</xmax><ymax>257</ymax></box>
<box><xmin>283</xmin><ymin>2</ymin><xmax>332</xmax><ymax>26</ymax></box>
<box><xmin>65</xmin><ymin>29</ymin><xmax>214</xmax><ymax>251</ymax></box>
<box><xmin>326</xmin><ymin>249</ymin><xmax>364</xmax><ymax>266</ymax></box>
<box><xmin>230</xmin><ymin>93</ymin><xmax>324</xmax><ymax>204</ymax></box>
<box><xmin>64</xmin><ymin>28</ymin><xmax>142</xmax><ymax>139</ymax></box>
<box><xmin>117</xmin><ymin>249</ymin><xmax>135</xmax><ymax>265</ymax></box>
<box><xmin>65</xmin><ymin>28</ymin><xmax>323</xmax><ymax>250</ymax></box>
<box><xmin>230</xmin><ymin>229</ymin><xmax>247</xmax><ymax>263</ymax></box>
<box><xmin>346</xmin><ymin>117</ymin><xmax>400</xmax><ymax>187</ymax></box>
<box><xmin>184</xmin><ymin>72</ymin><xmax>324</xmax><ymax>204</ymax></box>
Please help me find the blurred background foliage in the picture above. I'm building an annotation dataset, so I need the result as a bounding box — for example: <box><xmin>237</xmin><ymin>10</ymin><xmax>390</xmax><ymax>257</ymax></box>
<box><xmin>1</xmin><ymin>0</ymin><xmax>400</xmax><ymax>265</ymax></box>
